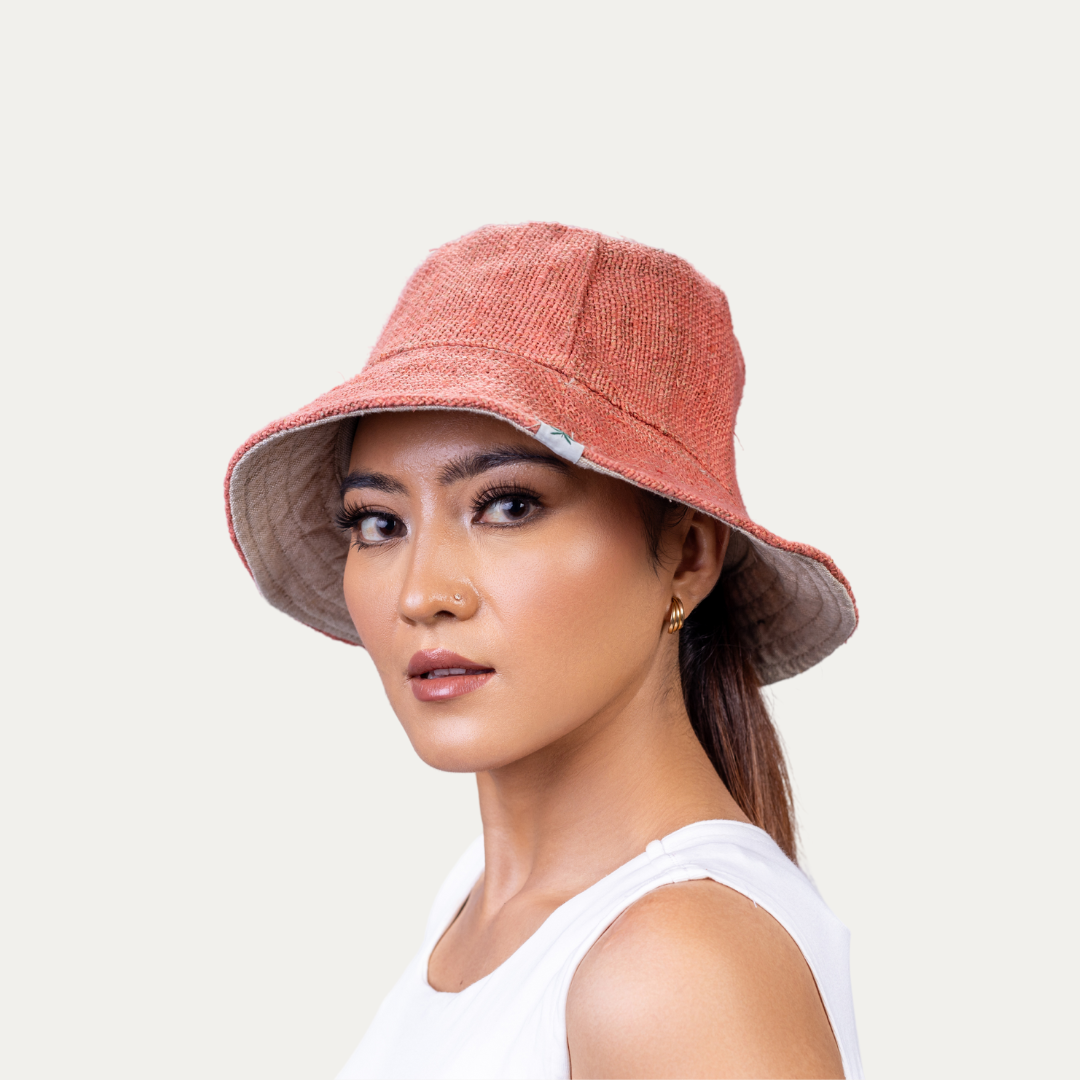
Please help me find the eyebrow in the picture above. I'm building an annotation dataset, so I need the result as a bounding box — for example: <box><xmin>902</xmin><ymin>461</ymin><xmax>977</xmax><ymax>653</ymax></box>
<box><xmin>339</xmin><ymin>445</ymin><xmax>569</xmax><ymax>500</ymax></box>
<box><xmin>436</xmin><ymin>445</ymin><xmax>570</xmax><ymax>485</ymax></box>
<box><xmin>339</xmin><ymin>471</ymin><xmax>408</xmax><ymax>498</ymax></box>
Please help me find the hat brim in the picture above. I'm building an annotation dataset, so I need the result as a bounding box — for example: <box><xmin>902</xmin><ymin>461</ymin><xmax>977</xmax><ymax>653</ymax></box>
<box><xmin>226</xmin><ymin>347</ymin><xmax>857</xmax><ymax>684</ymax></box>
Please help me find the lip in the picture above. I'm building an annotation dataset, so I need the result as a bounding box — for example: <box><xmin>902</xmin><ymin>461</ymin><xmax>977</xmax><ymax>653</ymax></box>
<box><xmin>407</xmin><ymin>649</ymin><xmax>495</xmax><ymax>702</ymax></box>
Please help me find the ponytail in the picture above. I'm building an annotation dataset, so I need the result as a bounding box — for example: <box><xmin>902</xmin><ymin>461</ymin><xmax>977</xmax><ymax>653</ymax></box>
<box><xmin>638</xmin><ymin>491</ymin><xmax>798</xmax><ymax>861</ymax></box>
<box><xmin>679</xmin><ymin>584</ymin><xmax>797</xmax><ymax>861</ymax></box>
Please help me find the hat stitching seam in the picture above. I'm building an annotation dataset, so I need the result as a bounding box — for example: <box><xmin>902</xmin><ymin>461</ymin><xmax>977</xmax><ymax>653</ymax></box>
<box><xmin>565</xmin><ymin>231</ymin><xmax>603</xmax><ymax>383</ymax></box>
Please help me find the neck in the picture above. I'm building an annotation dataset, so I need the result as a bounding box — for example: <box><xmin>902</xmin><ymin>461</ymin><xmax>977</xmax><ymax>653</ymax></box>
<box><xmin>473</xmin><ymin>644</ymin><xmax>748</xmax><ymax>912</ymax></box>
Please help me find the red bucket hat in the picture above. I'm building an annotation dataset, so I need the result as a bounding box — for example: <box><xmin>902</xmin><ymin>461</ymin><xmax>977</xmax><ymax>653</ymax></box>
<box><xmin>225</xmin><ymin>222</ymin><xmax>856</xmax><ymax>683</ymax></box>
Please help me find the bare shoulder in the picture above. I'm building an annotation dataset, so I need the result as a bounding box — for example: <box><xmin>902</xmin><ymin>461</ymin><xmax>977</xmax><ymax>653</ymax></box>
<box><xmin>566</xmin><ymin>879</ymin><xmax>844</xmax><ymax>1079</ymax></box>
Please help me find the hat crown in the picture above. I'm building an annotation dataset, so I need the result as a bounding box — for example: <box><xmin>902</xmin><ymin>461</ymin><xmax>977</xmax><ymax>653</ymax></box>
<box><xmin>369</xmin><ymin>222</ymin><xmax>745</xmax><ymax>507</ymax></box>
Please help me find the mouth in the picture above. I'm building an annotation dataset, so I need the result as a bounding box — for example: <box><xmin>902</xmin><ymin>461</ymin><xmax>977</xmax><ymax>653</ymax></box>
<box><xmin>407</xmin><ymin>650</ymin><xmax>496</xmax><ymax>702</ymax></box>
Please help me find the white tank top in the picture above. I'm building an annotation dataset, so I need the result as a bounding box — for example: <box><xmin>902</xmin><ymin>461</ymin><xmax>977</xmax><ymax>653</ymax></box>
<box><xmin>337</xmin><ymin>820</ymin><xmax>863</xmax><ymax>1079</ymax></box>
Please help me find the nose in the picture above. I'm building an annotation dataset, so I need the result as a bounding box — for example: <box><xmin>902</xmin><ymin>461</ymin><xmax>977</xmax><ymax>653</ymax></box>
<box><xmin>397</xmin><ymin>533</ymin><xmax>479</xmax><ymax>625</ymax></box>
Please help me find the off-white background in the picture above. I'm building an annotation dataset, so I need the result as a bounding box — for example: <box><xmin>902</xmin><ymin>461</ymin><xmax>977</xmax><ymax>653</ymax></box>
<box><xmin>2</xmin><ymin>3</ymin><xmax>1076</xmax><ymax>1077</ymax></box>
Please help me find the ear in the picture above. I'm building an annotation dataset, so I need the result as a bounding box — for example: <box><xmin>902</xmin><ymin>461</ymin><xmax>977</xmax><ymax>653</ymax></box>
<box><xmin>671</xmin><ymin>513</ymin><xmax>730</xmax><ymax>612</ymax></box>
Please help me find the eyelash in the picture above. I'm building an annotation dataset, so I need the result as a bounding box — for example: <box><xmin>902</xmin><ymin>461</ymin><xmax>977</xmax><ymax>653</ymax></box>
<box><xmin>334</xmin><ymin>486</ymin><xmax>544</xmax><ymax>548</ymax></box>
<box><xmin>334</xmin><ymin>503</ymin><xmax>380</xmax><ymax>533</ymax></box>
<box><xmin>470</xmin><ymin>483</ymin><xmax>543</xmax><ymax>517</ymax></box>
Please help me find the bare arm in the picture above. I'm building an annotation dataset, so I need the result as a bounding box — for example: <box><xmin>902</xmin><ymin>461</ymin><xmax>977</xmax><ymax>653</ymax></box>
<box><xmin>566</xmin><ymin>880</ymin><xmax>844</xmax><ymax>1079</ymax></box>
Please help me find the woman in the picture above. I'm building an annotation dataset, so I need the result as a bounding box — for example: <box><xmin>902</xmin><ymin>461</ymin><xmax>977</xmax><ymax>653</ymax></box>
<box><xmin>226</xmin><ymin>223</ymin><xmax>862</xmax><ymax>1079</ymax></box>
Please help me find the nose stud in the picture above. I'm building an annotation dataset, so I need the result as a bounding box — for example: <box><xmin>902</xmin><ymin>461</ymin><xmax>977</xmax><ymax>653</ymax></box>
<box><xmin>454</xmin><ymin>594</ymin><xmax>463</xmax><ymax>603</ymax></box>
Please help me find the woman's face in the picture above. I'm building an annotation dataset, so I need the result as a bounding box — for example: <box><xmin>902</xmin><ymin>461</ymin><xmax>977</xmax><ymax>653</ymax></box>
<box><xmin>341</xmin><ymin>410</ymin><xmax>707</xmax><ymax>774</ymax></box>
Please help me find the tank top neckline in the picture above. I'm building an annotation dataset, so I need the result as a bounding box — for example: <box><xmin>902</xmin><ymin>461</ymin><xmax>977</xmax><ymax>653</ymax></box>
<box><xmin>421</xmin><ymin>817</ymin><xmax>774</xmax><ymax>998</ymax></box>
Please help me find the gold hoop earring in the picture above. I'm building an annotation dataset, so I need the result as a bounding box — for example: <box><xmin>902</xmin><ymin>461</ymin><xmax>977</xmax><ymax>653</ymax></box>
<box><xmin>666</xmin><ymin>596</ymin><xmax>685</xmax><ymax>634</ymax></box>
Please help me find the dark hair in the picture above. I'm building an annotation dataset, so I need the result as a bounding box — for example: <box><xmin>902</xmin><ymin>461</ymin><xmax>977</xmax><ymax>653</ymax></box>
<box><xmin>639</xmin><ymin>493</ymin><xmax>798</xmax><ymax>862</ymax></box>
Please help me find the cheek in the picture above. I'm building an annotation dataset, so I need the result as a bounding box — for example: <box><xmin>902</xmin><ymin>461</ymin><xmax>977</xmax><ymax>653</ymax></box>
<box><xmin>485</xmin><ymin>520</ymin><xmax>664</xmax><ymax>709</ymax></box>
<box><xmin>342</xmin><ymin>549</ymin><xmax>400</xmax><ymax>667</ymax></box>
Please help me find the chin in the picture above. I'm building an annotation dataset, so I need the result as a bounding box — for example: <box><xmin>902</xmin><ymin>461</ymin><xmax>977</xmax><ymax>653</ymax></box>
<box><xmin>394</xmin><ymin>705</ymin><xmax>557</xmax><ymax>775</ymax></box>
<box><xmin>404</xmin><ymin>730</ymin><xmax>519</xmax><ymax>774</ymax></box>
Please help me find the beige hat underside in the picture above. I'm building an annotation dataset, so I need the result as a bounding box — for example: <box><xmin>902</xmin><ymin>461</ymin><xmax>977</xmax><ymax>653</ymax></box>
<box><xmin>229</xmin><ymin>412</ymin><xmax>855</xmax><ymax>685</ymax></box>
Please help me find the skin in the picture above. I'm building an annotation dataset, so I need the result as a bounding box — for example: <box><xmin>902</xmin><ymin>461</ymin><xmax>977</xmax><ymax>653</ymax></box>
<box><xmin>341</xmin><ymin>410</ymin><xmax>843</xmax><ymax>1079</ymax></box>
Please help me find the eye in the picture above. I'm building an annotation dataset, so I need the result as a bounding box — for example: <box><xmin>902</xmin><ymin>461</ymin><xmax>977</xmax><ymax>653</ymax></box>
<box><xmin>356</xmin><ymin>512</ymin><xmax>405</xmax><ymax>544</ymax></box>
<box><xmin>335</xmin><ymin>503</ymin><xmax>406</xmax><ymax>546</ymax></box>
<box><xmin>478</xmin><ymin>494</ymin><xmax>539</xmax><ymax>525</ymax></box>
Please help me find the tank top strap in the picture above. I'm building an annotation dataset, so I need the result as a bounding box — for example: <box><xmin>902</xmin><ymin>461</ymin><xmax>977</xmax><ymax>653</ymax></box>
<box><xmin>511</xmin><ymin>819</ymin><xmax>863</xmax><ymax>1079</ymax></box>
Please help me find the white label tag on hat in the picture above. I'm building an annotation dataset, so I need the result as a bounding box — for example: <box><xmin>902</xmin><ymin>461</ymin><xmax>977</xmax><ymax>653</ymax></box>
<box><xmin>532</xmin><ymin>421</ymin><xmax>585</xmax><ymax>464</ymax></box>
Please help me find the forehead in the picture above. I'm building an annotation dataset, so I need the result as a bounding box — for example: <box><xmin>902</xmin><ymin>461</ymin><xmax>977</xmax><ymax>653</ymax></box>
<box><xmin>349</xmin><ymin>410</ymin><xmax>538</xmax><ymax>470</ymax></box>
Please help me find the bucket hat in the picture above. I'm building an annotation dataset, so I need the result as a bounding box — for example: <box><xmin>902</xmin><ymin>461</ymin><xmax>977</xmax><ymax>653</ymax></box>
<box><xmin>225</xmin><ymin>222</ymin><xmax>856</xmax><ymax>684</ymax></box>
